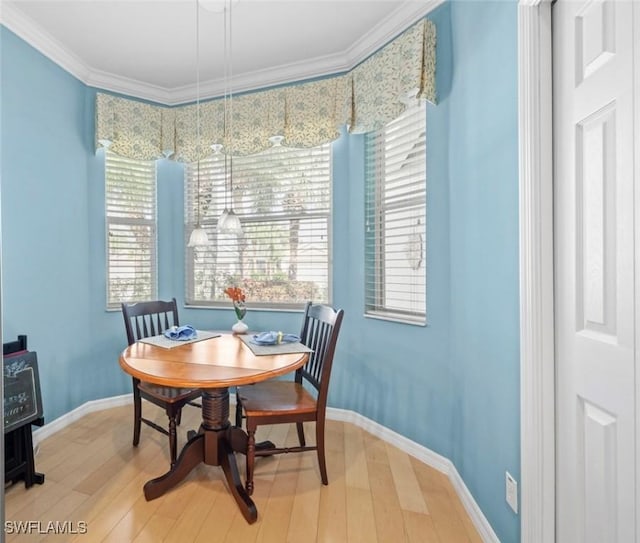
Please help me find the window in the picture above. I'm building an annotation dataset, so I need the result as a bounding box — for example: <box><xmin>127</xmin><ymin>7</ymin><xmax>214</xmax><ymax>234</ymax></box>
<box><xmin>185</xmin><ymin>144</ymin><xmax>332</xmax><ymax>308</ymax></box>
<box><xmin>105</xmin><ymin>151</ymin><xmax>157</xmax><ymax>309</ymax></box>
<box><xmin>364</xmin><ymin>100</ymin><xmax>426</xmax><ymax>324</ymax></box>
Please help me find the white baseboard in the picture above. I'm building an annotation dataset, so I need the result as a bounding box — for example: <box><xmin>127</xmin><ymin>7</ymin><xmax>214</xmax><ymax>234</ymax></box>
<box><xmin>32</xmin><ymin>394</ymin><xmax>133</xmax><ymax>446</ymax></box>
<box><xmin>326</xmin><ymin>406</ymin><xmax>500</xmax><ymax>543</ymax></box>
<box><xmin>30</xmin><ymin>396</ymin><xmax>497</xmax><ymax>542</ymax></box>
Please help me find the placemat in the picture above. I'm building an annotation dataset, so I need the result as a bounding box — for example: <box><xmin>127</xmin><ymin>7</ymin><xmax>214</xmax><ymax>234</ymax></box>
<box><xmin>238</xmin><ymin>334</ymin><xmax>313</xmax><ymax>356</ymax></box>
<box><xmin>138</xmin><ymin>330</ymin><xmax>221</xmax><ymax>349</ymax></box>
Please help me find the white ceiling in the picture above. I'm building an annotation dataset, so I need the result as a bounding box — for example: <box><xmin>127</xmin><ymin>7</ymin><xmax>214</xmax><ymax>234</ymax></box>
<box><xmin>2</xmin><ymin>0</ymin><xmax>438</xmax><ymax>104</ymax></box>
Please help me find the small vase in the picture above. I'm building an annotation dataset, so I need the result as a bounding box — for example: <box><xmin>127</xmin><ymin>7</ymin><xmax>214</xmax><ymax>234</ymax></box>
<box><xmin>232</xmin><ymin>301</ymin><xmax>247</xmax><ymax>334</ymax></box>
<box><xmin>232</xmin><ymin>320</ymin><xmax>248</xmax><ymax>335</ymax></box>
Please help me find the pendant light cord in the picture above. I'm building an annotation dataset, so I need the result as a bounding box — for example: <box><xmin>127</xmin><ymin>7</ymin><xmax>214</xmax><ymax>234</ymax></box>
<box><xmin>228</xmin><ymin>0</ymin><xmax>233</xmax><ymax>153</ymax></box>
<box><xmin>228</xmin><ymin>0</ymin><xmax>233</xmax><ymax>198</ymax></box>
<box><xmin>223</xmin><ymin>0</ymin><xmax>229</xmax><ymax>212</ymax></box>
<box><xmin>226</xmin><ymin>0</ymin><xmax>234</xmax><ymax>203</ymax></box>
<box><xmin>195</xmin><ymin>0</ymin><xmax>202</xmax><ymax>226</ymax></box>
<box><xmin>217</xmin><ymin>0</ymin><xmax>242</xmax><ymax>236</ymax></box>
<box><xmin>224</xmin><ymin>0</ymin><xmax>233</xmax><ymax>204</ymax></box>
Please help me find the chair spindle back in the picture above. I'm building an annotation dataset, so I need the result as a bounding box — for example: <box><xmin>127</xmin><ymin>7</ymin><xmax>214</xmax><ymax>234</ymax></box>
<box><xmin>122</xmin><ymin>298</ymin><xmax>179</xmax><ymax>346</ymax></box>
<box><xmin>297</xmin><ymin>302</ymin><xmax>344</xmax><ymax>399</ymax></box>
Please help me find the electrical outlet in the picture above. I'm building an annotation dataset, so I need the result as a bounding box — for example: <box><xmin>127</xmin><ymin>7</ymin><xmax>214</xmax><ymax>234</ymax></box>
<box><xmin>505</xmin><ymin>472</ymin><xmax>518</xmax><ymax>513</ymax></box>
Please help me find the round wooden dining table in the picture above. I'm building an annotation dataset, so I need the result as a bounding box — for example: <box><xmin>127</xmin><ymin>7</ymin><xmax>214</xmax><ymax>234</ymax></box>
<box><xmin>119</xmin><ymin>333</ymin><xmax>309</xmax><ymax>524</ymax></box>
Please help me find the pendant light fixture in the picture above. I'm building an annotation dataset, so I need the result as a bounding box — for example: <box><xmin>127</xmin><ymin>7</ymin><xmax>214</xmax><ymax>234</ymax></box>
<box><xmin>269</xmin><ymin>135</ymin><xmax>284</xmax><ymax>147</ymax></box>
<box><xmin>188</xmin><ymin>0</ymin><xmax>209</xmax><ymax>248</ymax></box>
<box><xmin>217</xmin><ymin>0</ymin><xmax>243</xmax><ymax>236</ymax></box>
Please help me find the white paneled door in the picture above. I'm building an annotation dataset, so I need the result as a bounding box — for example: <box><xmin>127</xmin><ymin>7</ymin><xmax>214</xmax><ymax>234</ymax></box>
<box><xmin>554</xmin><ymin>1</ymin><xmax>637</xmax><ymax>542</ymax></box>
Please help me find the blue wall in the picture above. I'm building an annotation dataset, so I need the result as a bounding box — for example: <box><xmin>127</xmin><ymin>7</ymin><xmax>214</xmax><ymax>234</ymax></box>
<box><xmin>332</xmin><ymin>3</ymin><xmax>520</xmax><ymax>541</ymax></box>
<box><xmin>1</xmin><ymin>2</ymin><xmax>520</xmax><ymax>540</ymax></box>
<box><xmin>447</xmin><ymin>3</ymin><xmax>520</xmax><ymax>542</ymax></box>
<box><xmin>0</xmin><ymin>28</ymin><xmax>127</xmax><ymax>417</ymax></box>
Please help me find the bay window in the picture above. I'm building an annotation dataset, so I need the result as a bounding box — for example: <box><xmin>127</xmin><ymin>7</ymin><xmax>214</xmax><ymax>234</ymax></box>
<box><xmin>185</xmin><ymin>144</ymin><xmax>332</xmax><ymax>308</ymax></box>
<box><xmin>105</xmin><ymin>151</ymin><xmax>158</xmax><ymax>309</ymax></box>
<box><xmin>364</xmin><ymin>100</ymin><xmax>427</xmax><ymax>324</ymax></box>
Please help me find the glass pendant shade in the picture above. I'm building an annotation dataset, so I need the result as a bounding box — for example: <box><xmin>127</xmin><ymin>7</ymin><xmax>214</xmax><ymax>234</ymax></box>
<box><xmin>187</xmin><ymin>225</ymin><xmax>209</xmax><ymax>247</ymax></box>
<box><xmin>217</xmin><ymin>208</ymin><xmax>230</xmax><ymax>230</ymax></box>
<box><xmin>269</xmin><ymin>135</ymin><xmax>284</xmax><ymax>147</ymax></box>
<box><xmin>217</xmin><ymin>153</ymin><xmax>242</xmax><ymax>234</ymax></box>
<box><xmin>218</xmin><ymin>209</ymin><xmax>242</xmax><ymax>235</ymax></box>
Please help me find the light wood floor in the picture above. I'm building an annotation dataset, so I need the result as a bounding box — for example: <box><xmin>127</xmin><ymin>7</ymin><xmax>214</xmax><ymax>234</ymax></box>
<box><xmin>5</xmin><ymin>404</ymin><xmax>482</xmax><ymax>542</ymax></box>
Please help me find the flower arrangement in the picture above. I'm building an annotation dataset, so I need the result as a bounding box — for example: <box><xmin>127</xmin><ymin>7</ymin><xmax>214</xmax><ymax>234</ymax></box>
<box><xmin>224</xmin><ymin>286</ymin><xmax>246</xmax><ymax>321</ymax></box>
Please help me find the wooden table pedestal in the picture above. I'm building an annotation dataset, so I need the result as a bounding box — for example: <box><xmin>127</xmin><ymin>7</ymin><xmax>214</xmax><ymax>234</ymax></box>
<box><xmin>142</xmin><ymin>388</ymin><xmax>257</xmax><ymax>523</ymax></box>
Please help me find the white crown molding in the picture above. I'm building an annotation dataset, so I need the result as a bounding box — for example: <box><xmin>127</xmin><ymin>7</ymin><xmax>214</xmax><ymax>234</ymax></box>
<box><xmin>85</xmin><ymin>68</ymin><xmax>178</xmax><ymax>104</ymax></box>
<box><xmin>0</xmin><ymin>1</ymin><xmax>91</xmax><ymax>83</ymax></box>
<box><xmin>1</xmin><ymin>0</ymin><xmax>444</xmax><ymax>105</ymax></box>
<box><xmin>172</xmin><ymin>0</ymin><xmax>446</xmax><ymax>104</ymax></box>
<box><xmin>168</xmin><ymin>49</ymin><xmax>354</xmax><ymax>105</ymax></box>
<box><xmin>518</xmin><ymin>1</ymin><xmax>555</xmax><ymax>542</ymax></box>
<box><xmin>346</xmin><ymin>0</ymin><xmax>445</xmax><ymax>65</ymax></box>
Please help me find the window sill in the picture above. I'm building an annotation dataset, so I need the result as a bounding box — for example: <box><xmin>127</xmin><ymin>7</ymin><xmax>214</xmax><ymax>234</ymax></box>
<box><xmin>364</xmin><ymin>311</ymin><xmax>427</xmax><ymax>327</ymax></box>
<box><xmin>183</xmin><ymin>304</ymin><xmax>306</xmax><ymax>313</ymax></box>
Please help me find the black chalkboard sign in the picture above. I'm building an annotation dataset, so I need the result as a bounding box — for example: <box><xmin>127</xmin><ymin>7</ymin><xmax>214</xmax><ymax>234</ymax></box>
<box><xmin>4</xmin><ymin>351</ymin><xmax>43</xmax><ymax>433</ymax></box>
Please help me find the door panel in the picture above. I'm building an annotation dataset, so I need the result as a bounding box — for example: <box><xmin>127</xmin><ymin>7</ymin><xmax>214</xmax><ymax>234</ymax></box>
<box><xmin>575</xmin><ymin>102</ymin><xmax>617</xmax><ymax>339</ymax></box>
<box><xmin>554</xmin><ymin>1</ymin><xmax>635</xmax><ymax>542</ymax></box>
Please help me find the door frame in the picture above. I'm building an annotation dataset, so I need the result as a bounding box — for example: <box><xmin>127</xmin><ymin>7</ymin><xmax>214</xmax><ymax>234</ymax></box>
<box><xmin>518</xmin><ymin>1</ymin><xmax>554</xmax><ymax>542</ymax></box>
<box><xmin>519</xmin><ymin>3</ymin><xmax>640</xmax><ymax>542</ymax></box>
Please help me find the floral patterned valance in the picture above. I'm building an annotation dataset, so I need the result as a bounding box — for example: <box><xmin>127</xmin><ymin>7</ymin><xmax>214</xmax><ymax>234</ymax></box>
<box><xmin>350</xmin><ymin>16</ymin><xmax>436</xmax><ymax>133</ymax></box>
<box><xmin>96</xmin><ymin>18</ymin><xmax>436</xmax><ymax>162</ymax></box>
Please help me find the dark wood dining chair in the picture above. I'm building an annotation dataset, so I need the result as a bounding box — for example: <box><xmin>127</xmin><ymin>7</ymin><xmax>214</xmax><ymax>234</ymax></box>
<box><xmin>121</xmin><ymin>298</ymin><xmax>201</xmax><ymax>467</ymax></box>
<box><xmin>235</xmin><ymin>302</ymin><xmax>344</xmax><ymax>495</ymax></box>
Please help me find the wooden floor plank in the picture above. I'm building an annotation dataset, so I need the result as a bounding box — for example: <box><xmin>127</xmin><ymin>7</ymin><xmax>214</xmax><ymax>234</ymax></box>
<box><xmin>385</xmin><ymin>442</ymin><xmax>429</xmax><ymax>514</ymax></box>
<box><xmin>99</xmin><ymin>492</ymin><xmax>165</xmax><ymax>543</ymax></box>
<box><xmin>132</xmin><ymin>514</ymin><xmax>176</xmax><ymax>543</ymax></box>
<box><xmin>343</xmin><ymin>423</ymin><xmax>370</xmax><ymax>491</ymax></box>
<box><xmin>163</xmin><ymin>469</ymin><xmax>219</xmax><ymax>543</ymax></box>
<box><xmin>362</xmin><ymin>430</ymin><xmax>389</xmax><ymax>465</ymax></box>
<box><xmin>32</xmin><ymin>491</ymin><xmax>91</xmax><ymax>543</ymax></box>
<box><xmin>411</xmin><ymin>458</ymin><xmax>473</xmax><ymax>543</ymax></box>
<box><xmin>403</xmin><ymin>510</ymin><xmax>441</xmax><ymax>543</ymax></box>
<box><xmin>367</xmin><ymin>460</ymin><xmax>407</xmax><ymax>543</ymax></box>
<box><xmin>345</xmin><ymin>487</ymin><xmax>379</xmax><ymax>543</ymax></box>
<box><xmin>254</xmin><ymin>429</ymin><xmax>302</xmax><ymax>543</ymax></box>
<box><xmin>67</xmin><ymin>457</ymin><xmax>170</xmax><ymax>543</ymax></box>
<box><xmin>5</xmin><ymin>405</ymin><xmax>482</xmax><ymax>543</ymax></box>
<box><xmin>192</xmin><ymin>481</ymin><xmax>237</xmax><ymax>543</ymax></box>
<box><xmin>317</xmin><ymin>449</ymin><xmax>348</xmax><ymax>543</ymax></box>
<box><xmin>286</xmin><ymin>453</ymin><xmax>321</xmax><ymax>542</ymax></box>
<box><xmin>5</xmin><ymin>479</ymin><xmax>69</xmax><ymax>523</ymax></box>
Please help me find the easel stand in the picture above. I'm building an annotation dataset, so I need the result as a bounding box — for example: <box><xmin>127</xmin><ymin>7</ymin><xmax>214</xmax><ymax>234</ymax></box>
<box><xmin>5</xmin><ymin>417</ymin><xmax>45</xmax><ymax>487</ymax></box>
<box><xmin>3</xmin><ymin>334</ymin><xmax>45</xmax><ymax>488</ymax></box>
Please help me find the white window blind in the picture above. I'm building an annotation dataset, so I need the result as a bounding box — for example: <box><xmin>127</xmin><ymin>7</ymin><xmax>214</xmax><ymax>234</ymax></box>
<box><xmin>185</xmin><ymin>144</ymin><xmax>332</xmax><ymax>308</ymax></box>
<box><xmin>365</xmin><ymin>100</ymin><xmax>426</xmax><ymax>324</ymax></box>
<box><xmin>105</xmin><ymin>151</ymin><xmax>157</xmax><ymax>309</ymax></box>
